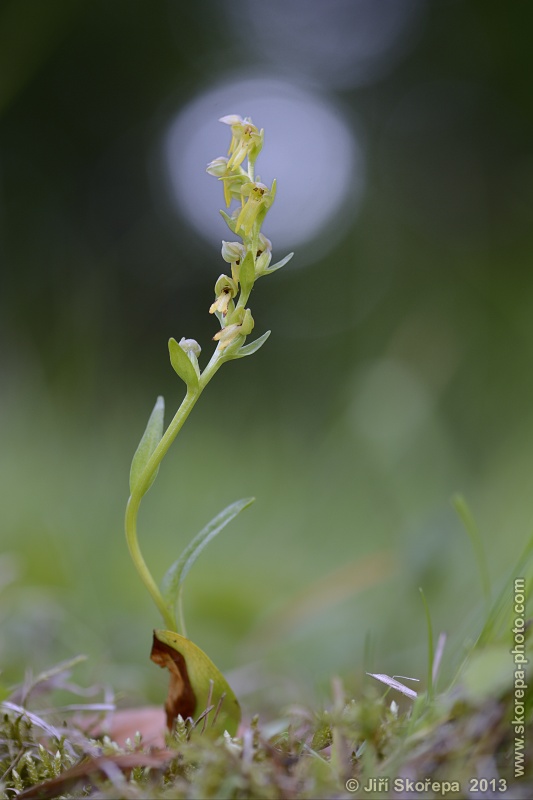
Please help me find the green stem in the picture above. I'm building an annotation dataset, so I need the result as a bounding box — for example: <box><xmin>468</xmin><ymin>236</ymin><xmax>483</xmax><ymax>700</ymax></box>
<box><xmin>125</xmin><ymin>494</ymin><xmax>175</xmax><ymax>629</ymax></box>
<box><xmin>236</xmin><ymin>288</ymin><xmax>251</xmax><ymax>310</ymax></box>
<box><xmin>132</xmin><ymin>388</ymin><xmax>199</xmax><ymax>499</ymax></box>
<box><xmin>125</xmin><ymin>349</ymin><xmax>227</xmax><ymax>632</ymax></box>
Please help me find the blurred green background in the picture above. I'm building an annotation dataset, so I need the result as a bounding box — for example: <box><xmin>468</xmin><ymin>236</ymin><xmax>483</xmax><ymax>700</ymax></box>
<box><xmin>2</xmin><ymin>0</ymin><xmax>533</xmax><ymax>712</ymax></box>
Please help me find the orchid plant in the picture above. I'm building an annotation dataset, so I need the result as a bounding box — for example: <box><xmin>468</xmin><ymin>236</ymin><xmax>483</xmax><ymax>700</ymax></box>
<box><xmin>124</xmin><ymin>115</ymin><xmax>292</xmax><ymax>736</ymax></box>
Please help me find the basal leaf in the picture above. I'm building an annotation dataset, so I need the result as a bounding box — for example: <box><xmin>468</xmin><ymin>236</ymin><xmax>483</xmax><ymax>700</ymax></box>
<box><xmin>151</xmin><ymin>629</ymin><xmax>241</xmax><ymax>737</ymax></box>
<box><xmin>162</xmin><ymin>498</ymin><xmax>255</xmax><ymax>609</ymax></box>
<box><xmin>168</xmin><ymin>338</ymin><xmax>199</xmax><ymax>391</ymax></box>
<box><xmin>129</xmin><ymin>396</ymin><xmax>164</xmax><ymax>495</ymax></box>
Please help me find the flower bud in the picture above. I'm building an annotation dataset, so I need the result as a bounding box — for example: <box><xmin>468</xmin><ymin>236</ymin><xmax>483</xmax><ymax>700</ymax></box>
<box><xmin>221</xmin><ymin>241</ymin><xmax>246</xmax><ymax>264</ymax></box>
<box><xmin>206</xmin><ymin>156</ymin><xmax>229</xmax><ymax>177</ymax></box>
<box><xmin>178</xmin><ymin>337</ymin><xmax>202</xmax><ymax>379</ymax></box>
<box><xmin>178</xmin><ymin>338</ymin><xmax>201</xmax><ymax>358</ymax></box>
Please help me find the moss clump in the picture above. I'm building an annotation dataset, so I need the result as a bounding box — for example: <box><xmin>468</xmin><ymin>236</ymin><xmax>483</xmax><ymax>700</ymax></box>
<box><xmin>1</xmin><ymin>671</ymin><xmax>531</xmax><ymax>799</ymax></box>
<box><xmin>0</xmin><ymin>714</ymin><xmax>78</xmax><ymax>796</ymax></box>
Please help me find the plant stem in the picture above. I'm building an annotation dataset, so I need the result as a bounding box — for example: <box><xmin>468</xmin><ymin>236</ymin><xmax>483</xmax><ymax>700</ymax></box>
<box><xmin>125</xmin><ymin>348</ymin><xmax>227</xmax><ymax>631</ymax></box>
<box><xmin>125</xmin><ymin>494</ymin><xmax>175</xmax><ymax>629</ymax></box>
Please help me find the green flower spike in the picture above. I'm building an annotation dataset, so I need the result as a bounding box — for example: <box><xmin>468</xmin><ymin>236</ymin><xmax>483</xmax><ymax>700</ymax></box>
<box><xmin>125</xmin><ymin>113</ymin><xmax>292</xmax><ymax>739</ymax></box>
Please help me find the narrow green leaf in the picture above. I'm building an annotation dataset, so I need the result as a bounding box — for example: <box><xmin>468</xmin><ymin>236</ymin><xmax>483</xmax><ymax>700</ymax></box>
<box><xmin>129</xmin><ymin>396</ymin><xmax>164</xmax><ymax>494</ymax></box>
<box><xmin>169</xmin><ymin>338</ymin><xmax>199</xmax><ymax>391</ymax></box>
<box><xmin>266</xmin><ymin>252</ymin><xmax>294</xmax><ymax>274</ymax></box>
<box><xmin>239</xmin><ymin>250</ymin><xmax>255</xmax><ymax>296</ymax></box>
<box><xmin>453</xmin><ymin>494</ymin><xmax>491</xmax><ymax>607</ymax></box>
<box><xmin>448</xmin><ymin>535</ymin><xmax>533</xmax><ymax>695</ymax></box>
<box><xmin>419</xmin><ymin>587</ymin><xmax>434</xmax><ymax>700</ymax></box>
<box><xmin>151</xmin><ymin>629</ymin><xmax>241</xmax><ymax>737</ymax></box>
<box><xmin>234</xmin><ymin>330</ymin><xmax>271</xmax><ymax>358</ymax></box>
<box><xmin>162</xmin><ymin>498</ymin><xmax>255</xmax><ymax>609</ymax></box>
<box><xmin>477</xmin><ymin>532</ymin><xmax>533</xmax><ymax>647</ymax></box>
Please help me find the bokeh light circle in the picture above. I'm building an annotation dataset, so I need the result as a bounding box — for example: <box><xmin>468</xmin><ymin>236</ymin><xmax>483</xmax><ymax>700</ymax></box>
<box><xmin>163</xmin><ymin>76</ymin><xmax>362</xmax><ymax>264</ymax></box>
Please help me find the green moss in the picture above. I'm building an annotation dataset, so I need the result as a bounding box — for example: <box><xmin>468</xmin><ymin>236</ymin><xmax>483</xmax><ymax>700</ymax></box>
<box><xmin>1</xmin><ymin>671</ymin><xmax>531</xmax><ymax>799</ymax></box>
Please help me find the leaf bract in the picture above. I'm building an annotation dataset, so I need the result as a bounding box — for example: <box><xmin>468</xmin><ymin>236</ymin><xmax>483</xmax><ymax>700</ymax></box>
<box><xmin>129</xmin><ymin>396</ymin><xmax>165</xmax><ymax>495</ymax></box>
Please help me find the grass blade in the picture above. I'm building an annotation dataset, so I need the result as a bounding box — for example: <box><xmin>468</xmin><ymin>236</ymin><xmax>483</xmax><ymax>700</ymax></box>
<box><xmin>476</xmin><ymin>531</ymin><xmax>533</xmax><ymax>647</ymax></box>
<box><xmin>419</xmin><ymin>587</ymin><xmax>434</xmax><ymax>699</ymax></box>
<box><xmin>453</xmin><ymin>494</ymin><xmax>491</xmax><ymax>608</ymax></box>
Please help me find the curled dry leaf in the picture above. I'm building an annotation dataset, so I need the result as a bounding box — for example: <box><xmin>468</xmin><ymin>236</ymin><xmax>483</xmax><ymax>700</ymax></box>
<box><xmin>150</xmin><ymin>629</ymin><xmax>241</xmax><ymax>737</ymax></box>
<box><xmin>150</xmin><ymin>636</ymin><xmax>196</xmax><ymax>725</ymax></box>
